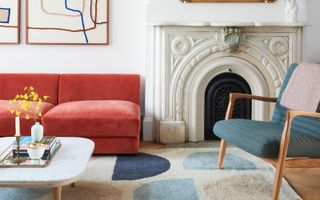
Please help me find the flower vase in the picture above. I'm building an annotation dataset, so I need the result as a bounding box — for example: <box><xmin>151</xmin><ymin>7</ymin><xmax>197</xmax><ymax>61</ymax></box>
<box><xmin>31</xmin><ymin>122</ymin><xmax>44</xmax><ymax>142</ymax></box>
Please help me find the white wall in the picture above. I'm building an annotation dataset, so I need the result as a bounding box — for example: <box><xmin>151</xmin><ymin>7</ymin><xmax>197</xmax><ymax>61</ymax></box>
<box><xmin>304</xmin><ymin>0</ymin><xmax>320</xmax><ymax>63</ymax></box>
<box><xmin>0</xmin><ymin>0</ymin><xmax>148</xmax><ymax>74</ymax></box>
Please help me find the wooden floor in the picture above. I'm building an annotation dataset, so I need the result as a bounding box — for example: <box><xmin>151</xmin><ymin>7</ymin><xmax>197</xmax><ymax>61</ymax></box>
<box><xmin>284</xmin><ymin>168</ymin><xmax>320</xmax><ymax>200</ymax></box>
<box><xmin>140</xmin><ymin>142</ymin><xmax>320</xmax><ymax>200</ymax></box>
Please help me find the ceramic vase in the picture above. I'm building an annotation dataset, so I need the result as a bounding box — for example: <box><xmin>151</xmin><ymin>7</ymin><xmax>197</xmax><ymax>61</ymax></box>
<box><xmin>27</xmin><ymin>143</ymin><xmax>45</xmax><ymax>160</ymax></box>
<box><xmin>31</xmin><ymin>122</ymin><xmax>44</xmax><ymax>142</ymax></box>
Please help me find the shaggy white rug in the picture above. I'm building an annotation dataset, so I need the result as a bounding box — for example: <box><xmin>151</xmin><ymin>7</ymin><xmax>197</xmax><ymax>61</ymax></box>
<box><xmin>0</xmin><ymin>147</ymin><xmax>301</xmax><ymax>200</ymax></box>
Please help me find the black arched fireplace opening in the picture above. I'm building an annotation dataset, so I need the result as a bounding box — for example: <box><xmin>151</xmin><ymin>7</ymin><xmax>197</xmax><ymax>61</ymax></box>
<box><xmin>205</xmin><ymin>73</ymin><xmax>252</xmax><ymax>140</ymax></box>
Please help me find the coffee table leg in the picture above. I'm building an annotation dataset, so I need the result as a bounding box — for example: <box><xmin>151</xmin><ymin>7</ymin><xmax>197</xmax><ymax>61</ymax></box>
<box><xmin>53</xmin><ymin>186</ymin><xmax>62</xmax><ymax>200</ymax></box>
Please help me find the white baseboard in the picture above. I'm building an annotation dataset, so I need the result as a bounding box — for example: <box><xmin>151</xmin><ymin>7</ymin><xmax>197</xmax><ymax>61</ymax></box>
<box><xmin>143</xmin><ymin>117</ymin><xmax>154</xmax><ymax>141</ymax></box>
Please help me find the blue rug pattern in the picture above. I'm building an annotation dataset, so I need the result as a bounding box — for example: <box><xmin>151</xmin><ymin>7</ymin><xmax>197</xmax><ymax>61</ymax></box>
<box><xmin>0</xmin><ymin>148</ymin><xmax>300</xmax><ymax>200</ymax></box>
<box><xmin>183</xmin><ymin>152</ymin><xmax>257</xmax><ymax>170</ymax></box>
<box><xmin>134</xmin><ymin>179</ymin><xmax>198</xmax><ymax>200</ymax></box>
<box><xmin>112</xmin><ymin>153</ymin><xmax>171</xmax><ymax>180</ymax></box>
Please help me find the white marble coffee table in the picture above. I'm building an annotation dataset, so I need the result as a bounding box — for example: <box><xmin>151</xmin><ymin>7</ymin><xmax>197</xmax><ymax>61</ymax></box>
<box><xmin>0</xmin><ymin>137</ymin><xmax>94</xmax><ymax>200</ymax></box>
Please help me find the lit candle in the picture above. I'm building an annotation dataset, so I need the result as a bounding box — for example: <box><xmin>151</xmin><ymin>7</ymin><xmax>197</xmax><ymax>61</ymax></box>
<box><xmin>15</xmin><ymin>116</ymin><xmax>20</xmax><ymax>136</ymax></box>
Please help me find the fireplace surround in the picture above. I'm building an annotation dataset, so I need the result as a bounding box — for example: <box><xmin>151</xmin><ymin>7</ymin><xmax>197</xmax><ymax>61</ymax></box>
<box><xmin>145</xmin><ymin>22</ymin><xmax>305</xmax><ymax>143</ymax></box>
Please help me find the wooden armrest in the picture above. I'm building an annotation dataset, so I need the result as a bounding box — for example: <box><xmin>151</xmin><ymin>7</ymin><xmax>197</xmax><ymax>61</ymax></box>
<box><xmin>287</xmin><ymin>110</ymin><xmax>320</xmax><ymax>121</ymax></box>
<box><xmin>225</xmin><ymin>93</ymin><xmax>276</xmax><ymax>119</ymax></box>
<box><xmin>230</xmin><ymin>93</ymin><xmax>277</xmax><ymax>103</ymax></box>
<box><xmin>281</xmin><ymin>110</ymin><xmax>320</xmax><ymax>143</ymax></box>
<box><xmin>276</xmin><ymin>110</ymin><xmax>320</xmax><ymax>165</ymax></box>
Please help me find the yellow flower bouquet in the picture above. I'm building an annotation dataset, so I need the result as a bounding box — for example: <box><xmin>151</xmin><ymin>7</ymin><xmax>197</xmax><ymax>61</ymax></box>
<box><xmin>8</xmin><ymin>86</ymin><xmax>50</xmax><ymax>121</ymax></box>
<box><xmin>8</xmin><ymin>86</ymin><xmax>50</xmax><ymax>141</ymax></box>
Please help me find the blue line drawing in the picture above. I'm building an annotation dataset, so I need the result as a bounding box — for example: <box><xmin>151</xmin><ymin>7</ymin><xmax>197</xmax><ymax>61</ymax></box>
<box><xmin>64</xmin><ymin>0</ymin><xmax>89</xmax><ymax>43</ymax></box>
<box><xmin>0</xmin><ymin>7</ymin><xmax>11</xmax><ymax>24</ymax></box>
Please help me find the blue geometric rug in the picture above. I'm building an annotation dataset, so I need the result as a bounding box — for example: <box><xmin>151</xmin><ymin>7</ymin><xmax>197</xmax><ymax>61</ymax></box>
<box><xmin>0</xmin><ymin>147</ymin><xmax>301</xmax><ymax>200</ymax></box>
<box><xmin>112</xmin><ymin>153</ymin><xmax>171</xmax><ymax>180</ymax></box>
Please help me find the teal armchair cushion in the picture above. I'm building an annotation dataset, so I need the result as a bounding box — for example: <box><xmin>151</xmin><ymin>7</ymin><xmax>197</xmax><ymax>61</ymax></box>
<box><xmin>214</xmin><ymin>119</ymin><xmax>320</xmax><ymax>158</ymax></box>
<box><xmin>213</xmin><ymin>63</ymin><xmax>320</xmax><ymax>158</ymax></box>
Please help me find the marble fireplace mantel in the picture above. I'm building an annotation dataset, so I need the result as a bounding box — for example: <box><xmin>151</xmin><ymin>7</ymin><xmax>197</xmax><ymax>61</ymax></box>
<box><xmin>144</xmin><ymin>22</ymin><xmax>306</xmax><ymax>143</ymax></box>
<box><xmin>147</xmin><ymin>21</ymin><xmax>308</xmax><ymax>27</ymax></box>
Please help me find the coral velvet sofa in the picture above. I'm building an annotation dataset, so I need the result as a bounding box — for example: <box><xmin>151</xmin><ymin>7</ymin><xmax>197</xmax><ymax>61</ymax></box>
<box><xmin>0</xmin><ymin>74</ymin><xmax>141</xmax><ymax>154</ymax></box>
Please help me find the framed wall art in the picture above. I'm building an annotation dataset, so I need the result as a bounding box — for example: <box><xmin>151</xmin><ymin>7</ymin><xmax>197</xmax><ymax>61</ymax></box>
<box><xmin>180</xmin><ymin>0</ymin><xmax>275</xmax><ymax>2</ymax></box>
<box><xmin>26</xmin><ymin>0</ymin><xmax>109</xmax><ymax>45</ymax></box>
<box><xmin>0</xmin><ymin>0</ymin><xmax>20</xmax><ymax>44</ymax></box>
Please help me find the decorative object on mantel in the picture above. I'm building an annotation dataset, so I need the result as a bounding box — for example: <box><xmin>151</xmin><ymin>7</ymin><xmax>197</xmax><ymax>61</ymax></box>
<box><xmin>8</xmin><ymin>86</ymin><xmax>50</xmax><ymax>142</ymax></box>
<box><xmin>180</xmin><ymin>0</ymin><xmax>275</xmax><ymax>3</ymax></box>
<box><xmin>0</xmin><ymin>0</ymin><xmax>20</xmax><ymax>44</ymax></box>
<box><xmin>284</xmin><ymin>0</ymin><xmax>299</xmax><ymax>23</ymax></box>
<box><xmin>26</xmin><ymin>0</ymin><xmax>109</xmax><ymax>45</ymax></box>
<box><xmin>219</xmin><ymin>27</ymin><xmax>241</xmax><ymax>53</ymax></box>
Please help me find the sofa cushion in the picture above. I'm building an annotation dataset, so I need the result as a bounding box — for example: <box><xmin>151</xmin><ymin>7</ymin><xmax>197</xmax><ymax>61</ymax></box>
<box><xmin>0</xmin><ymin>74</ymin><xmax>59</xmax><ymax>105</ymax></box>
<box><xmin>58</xmin><ymin>74</ymin><xmax>140</xmax><ymax>105</ymax></box>
<box><xmin>0</xmin><ymin>100</ymin><xmax>55</xmax><ymax>136</ymax></box>
<box><xmin>42</xmin><ymin>100</ymin><xmax>140</xmax><ymax>138</ymax></box>
<box><xmin>213</xmin><ymin>119</ymin><xmax>320</xmax><ymax>158</ymax></box>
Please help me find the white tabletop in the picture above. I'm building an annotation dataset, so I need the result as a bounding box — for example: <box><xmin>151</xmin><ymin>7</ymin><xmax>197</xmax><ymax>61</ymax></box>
<box><xmin>0</xmin><ymin>137</ymin><xmax>94</xmax><ymax>187</ymax></box>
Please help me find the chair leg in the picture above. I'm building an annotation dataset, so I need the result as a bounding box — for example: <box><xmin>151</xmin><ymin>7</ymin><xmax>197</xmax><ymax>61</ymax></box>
<box><xmin>272</xmin><ymin>114</ymin><xmax>292</xmax><ymax>200</ymax></box>
<box><xmin>272</xmin><ymin>157</ymin><xmax>286</xmax><ymax>200</ymax></box>
<box><xmin>218</xmin><ymin>140</ymin><xmax>227</xmax><ymax>169</ymax></box>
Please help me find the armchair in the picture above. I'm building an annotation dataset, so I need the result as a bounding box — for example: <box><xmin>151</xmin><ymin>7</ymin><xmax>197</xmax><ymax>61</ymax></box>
<box><xmin>213</xmin><ymin>63</ymin><xmax>320</xmax><ymax>200</ymax></box>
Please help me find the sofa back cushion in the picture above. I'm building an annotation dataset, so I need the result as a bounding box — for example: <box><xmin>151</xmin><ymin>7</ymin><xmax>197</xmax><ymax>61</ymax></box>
<box><xmin>59</xmin><ymin>74</ymin><xmax>140</xmax><ymax>105</ymax></box>
<box><xmin>0</xmin><ymin>74</ymin><xmax>59</xmax><ymax>105</ymax></box>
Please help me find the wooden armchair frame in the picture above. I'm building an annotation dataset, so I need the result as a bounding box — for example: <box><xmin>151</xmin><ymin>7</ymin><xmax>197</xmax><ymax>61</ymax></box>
<box><xmin>217</xmin><ymin>93</ymin><xmax>320</xmax><ymax>200</ymax></box>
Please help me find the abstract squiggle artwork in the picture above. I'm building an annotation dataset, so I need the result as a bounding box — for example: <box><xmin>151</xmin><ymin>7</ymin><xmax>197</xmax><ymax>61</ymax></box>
<box><xmin>27</xmin><ymin>0</ymin><xmax>109</xmax><ymax>45</ymax></box>
<box><xmin>0</xmin><ymin>0</ymin><xmax>20</xmax><ymax>44</ymax></box>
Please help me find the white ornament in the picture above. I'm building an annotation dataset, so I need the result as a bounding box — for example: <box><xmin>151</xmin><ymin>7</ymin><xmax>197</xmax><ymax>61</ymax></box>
<box><xmin>285</xmin><ymin>0</ymin><xmax>299</xmax><ymax>23</ymax></box>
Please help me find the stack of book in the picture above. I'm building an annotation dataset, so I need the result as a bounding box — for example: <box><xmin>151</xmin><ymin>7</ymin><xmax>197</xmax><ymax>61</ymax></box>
<box><xmin>12</xmin><ymin>136</ymin><xmax>60</xmax><ymax>160</ymax></box>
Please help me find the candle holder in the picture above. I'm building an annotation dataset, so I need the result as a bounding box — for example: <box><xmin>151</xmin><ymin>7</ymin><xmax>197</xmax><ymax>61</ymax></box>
<box><xmin>9</xmin><ymin>135</ymin><xmax>28</xmax><ymax>164</ymax></box>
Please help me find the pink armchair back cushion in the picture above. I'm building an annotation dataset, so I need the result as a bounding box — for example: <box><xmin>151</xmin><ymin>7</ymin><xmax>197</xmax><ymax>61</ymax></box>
<box><xmin>280</xmin><ymin>63</ymin><xmax>320</xmax><ymax>112</ymax></box>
